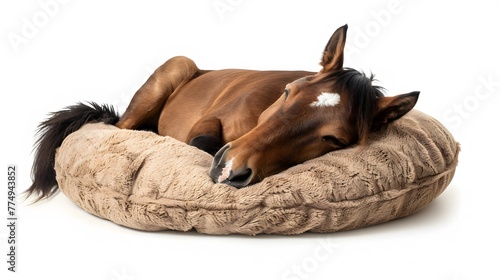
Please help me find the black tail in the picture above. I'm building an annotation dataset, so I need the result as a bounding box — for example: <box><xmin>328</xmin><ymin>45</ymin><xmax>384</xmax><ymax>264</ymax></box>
<box><xmin>26</xmin><ymin>102</ymin><xmax>119</xmax><ymax>202</ymax></box>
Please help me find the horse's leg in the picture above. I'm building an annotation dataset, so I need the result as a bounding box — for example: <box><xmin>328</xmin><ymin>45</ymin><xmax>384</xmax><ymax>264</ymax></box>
<box><xmin>187</xmin><ymin>118</ymin><xmax>224</xmax><ymax>156</ymax></box>
<box><xmin>116</xmin><ymin>56</ymin><xmax>200</xmax><ymax>130</ymax></box>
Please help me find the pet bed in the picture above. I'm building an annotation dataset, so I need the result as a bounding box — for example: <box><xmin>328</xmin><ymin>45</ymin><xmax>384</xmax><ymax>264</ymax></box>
<box><xmin>54</xmin><ymin>110</ymin><xmax>459</xmax><ymax>235</ymax></box>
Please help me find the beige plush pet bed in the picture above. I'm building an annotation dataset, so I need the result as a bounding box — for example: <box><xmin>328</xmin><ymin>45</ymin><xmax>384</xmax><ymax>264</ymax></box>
<box><xmin>54</xmin><ymin>110</ymin><xmax>459</xmax><ymax>235</ymax></box>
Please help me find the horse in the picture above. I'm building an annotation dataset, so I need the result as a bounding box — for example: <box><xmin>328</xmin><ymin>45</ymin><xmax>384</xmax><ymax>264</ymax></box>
<box><xmin>27</xmin><ymin>24</ymin><xmax>419</xmax><ymax>201</ymax></box>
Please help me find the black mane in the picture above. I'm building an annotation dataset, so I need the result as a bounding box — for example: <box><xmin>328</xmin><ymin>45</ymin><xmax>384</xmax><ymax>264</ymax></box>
<box><xmin>319</xmin><ymin>68</ymin><xmax>385</xmax><ymax>143</ymax></box>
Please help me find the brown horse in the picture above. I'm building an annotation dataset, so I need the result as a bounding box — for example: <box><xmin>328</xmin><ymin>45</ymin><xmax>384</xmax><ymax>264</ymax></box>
<box><xmin>27</xmin><ymin>24</ymin><xmax>419</xmax><ymax>200</ymax></box>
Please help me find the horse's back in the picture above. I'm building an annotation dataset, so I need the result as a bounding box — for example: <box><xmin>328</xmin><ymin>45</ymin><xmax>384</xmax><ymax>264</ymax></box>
<box><xmin>158</xmin><ymin>69</ymin><xmax>313</xmax><ymax>143</ymax></box>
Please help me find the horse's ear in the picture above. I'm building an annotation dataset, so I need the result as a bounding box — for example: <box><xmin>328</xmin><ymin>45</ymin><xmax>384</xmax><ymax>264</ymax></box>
<box><xmin>371</xmin><ymin>91</ymin><xmax>420</xmax><ymax>131</ymax></box>
<box><xmin>320</xmin><ymin>24</ymin><xmax>348</xmax><ymax>73</ymax></box>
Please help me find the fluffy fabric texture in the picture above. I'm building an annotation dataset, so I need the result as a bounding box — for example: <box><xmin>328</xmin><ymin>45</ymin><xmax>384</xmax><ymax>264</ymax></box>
<box><xmin>54</xmin><ymin>110</ymin><xmax>459</xmax><ymax>235</ymax></box>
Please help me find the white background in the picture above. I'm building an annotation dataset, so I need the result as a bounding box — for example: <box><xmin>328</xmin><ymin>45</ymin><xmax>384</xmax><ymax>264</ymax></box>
<box><xmin>1</xmin><ymin>1</ymin><xmax>499</xmax><ymax>279</ymax></box>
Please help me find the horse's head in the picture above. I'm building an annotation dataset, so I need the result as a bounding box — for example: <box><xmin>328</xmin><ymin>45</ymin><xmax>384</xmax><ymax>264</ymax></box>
<box><xmin>210</xmin><ymin>24</ymin><xmax>419</xmax><ymax>187</ymax></box>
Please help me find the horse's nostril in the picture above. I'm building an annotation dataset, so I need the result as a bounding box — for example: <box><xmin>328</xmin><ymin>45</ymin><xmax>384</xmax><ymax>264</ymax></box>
<box><xmin>226</xmin><ymin>168</ymin><xmax>253</xmax><ymax>188</ymax></box>
<box><xmin>210</xmin><ymin>143</ymin><xmax>254</xmax><ymax>188</ymax></box>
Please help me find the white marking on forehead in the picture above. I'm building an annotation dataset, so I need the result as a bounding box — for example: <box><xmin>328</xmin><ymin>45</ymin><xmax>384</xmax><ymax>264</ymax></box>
<box><xmin>310</xmin><ymin>92</ymin><xmax>341</xmax><ymax>107</ymax></box>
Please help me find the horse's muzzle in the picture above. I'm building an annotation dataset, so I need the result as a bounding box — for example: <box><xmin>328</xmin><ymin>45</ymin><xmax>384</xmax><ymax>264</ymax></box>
<box><xmin>210</xmin><ymin>144</ymin><xmax>254</xmax><ymax>188</ymax></box>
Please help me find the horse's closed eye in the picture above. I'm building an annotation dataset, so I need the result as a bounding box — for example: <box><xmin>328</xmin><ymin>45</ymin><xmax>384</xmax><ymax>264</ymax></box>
<box><xmin>322</xmin><ymin>135</ymin><xmax>348</xmax><ymax>148</ymax></box>
<box><xmin>283</xmin><ymin>88</ymin><xmax>290</xmax><ymax>99</ymax></box>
